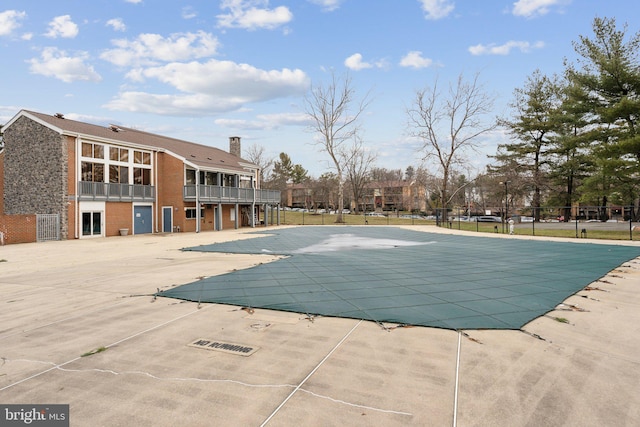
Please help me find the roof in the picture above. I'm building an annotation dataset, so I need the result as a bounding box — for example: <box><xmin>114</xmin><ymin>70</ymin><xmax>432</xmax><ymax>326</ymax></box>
<box><xmin>5</xmin><ymin>110</ymin><xmax>257</xmax><ymax>174</ymax></box>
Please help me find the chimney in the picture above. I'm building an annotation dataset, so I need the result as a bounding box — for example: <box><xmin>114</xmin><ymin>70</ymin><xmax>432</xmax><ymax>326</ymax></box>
<box><xmin>229</xmin><ymin>136</ymin><xmax>241</xmax><ymax>157</ymax></box>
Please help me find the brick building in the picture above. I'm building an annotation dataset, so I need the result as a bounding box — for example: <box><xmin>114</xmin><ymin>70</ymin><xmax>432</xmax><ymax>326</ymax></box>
<box><xmin>0</xmin><ymin>110</ymin><xmax>280</xmax><ymax>244</ymax></box>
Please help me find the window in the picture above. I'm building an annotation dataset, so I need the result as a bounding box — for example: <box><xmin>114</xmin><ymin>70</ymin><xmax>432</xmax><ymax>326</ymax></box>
<box><xmin>80</xmin><ymin>142</ymin><xmax>151</xmax><ymax>187</ymax></box>
<box><xmin>185</xmin><ymin>169</ymin><xmax>196</xmax><ymax>185</ymax></box>
<box><xmin>82</xmin><ymin>211</ymin><xmax>102</xmax><ymax>236</ymax></box>
<box><xmin>239</xmin><ymin>176</ymin><xmax>252</xmax><ymax>189</ymax></box>
<box><xmin>82</xmin><ymin>142</ymin><xmax>104</xmax><ymax>159</ymax></box>
<box><xmin>207</xmin><ymin>172</ymin><xmax>218</xmax><ymax>185</ymax></box>
<box><xmin>134</xmin><ymin>150</ymin><xmax>151</xmax><ymax>165</ymax></box>
<box><xmin>185</xmin><ymin>207</ymin><xmax>205</xmax><ymax>219</ymax></box>
<box><xmin>81</xmin><ymin>162</ymin><xmax>104</xmax><ymax>182</ymax></box>
<box><xmin>109</xmin><ymin>165</ymin><xmax>129</xmax><ymax>184</ymax></box>
<box><xmin>110</xmin><ymin>147</ymin><xmax>129</xmax><ymax>162</ymax></box>
<box><xmin>133</xmin><ymin>167</ymin><xmax>151</xmax><ymax>185</ymax></box>
<box><xmin>222</xmin><ymin>174</ymin><xmax>236</xmax><ymax>187</ymax></box>
<box><xmin>200</xmin><ymin>171</ymin><xmax>217</xmax><ymax>185</ymax></box>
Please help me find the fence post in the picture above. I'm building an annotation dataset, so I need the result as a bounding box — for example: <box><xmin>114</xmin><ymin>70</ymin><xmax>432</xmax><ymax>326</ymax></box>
<box><xmin>532</xmin><ymin>218</ymin><xmax>535</xmax><ymax>236</ymax></box>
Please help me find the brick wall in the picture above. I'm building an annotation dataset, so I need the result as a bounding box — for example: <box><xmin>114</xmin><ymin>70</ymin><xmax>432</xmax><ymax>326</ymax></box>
<box><xmin>156</xmin><ymin>153</ymin><xmax>187</xmax><ymax>232</ymax></box>
<box><xmin>105</xmin><ymin>202</ymin><xmax>132</xmax><ymax>236</ymax></box>
<box><xmin>221</xmin><ymin>204</ymin><xmax>235</xmax><ymax>230</ymax></box>
<box><xmin>0</xmin><ymin>151</ymin><xmax>4</xmax><ymax>214</ymax></box>
<box><xmin>0</xmin><ymin>214</ymin><xmax>37</xmax><ymax>244</ymax></box>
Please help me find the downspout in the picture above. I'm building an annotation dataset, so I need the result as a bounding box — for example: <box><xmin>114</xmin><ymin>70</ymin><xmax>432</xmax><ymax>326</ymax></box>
<box><xmin>74</xmin><ymin>136</ymin><xmax>80</xmax><ymax>239</ymax></box>
<box><xmin>154</xmin><ymin>151</ymin><xmax>158</xmax><ymax>233</ymax></box>
<box><xmin>195</xmin><ymin>168</ymin><xmax>200</xmax><ymax>233</ymax></box>
<box><xmin>251</xmin><ymin>176</ymin><xmax>256</xmax><ymax>228</ymax></box>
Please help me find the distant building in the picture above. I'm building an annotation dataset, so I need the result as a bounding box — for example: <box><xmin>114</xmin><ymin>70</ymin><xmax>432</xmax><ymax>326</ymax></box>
<box><xmin>357</xmin><ymin>181</ymin><xmax>427</xmax><ymax>213</ymax></box>
<box><xmin>283</xmin><ymin>179</ymin><xmax>427</xmax><ymax>213</ymax></box>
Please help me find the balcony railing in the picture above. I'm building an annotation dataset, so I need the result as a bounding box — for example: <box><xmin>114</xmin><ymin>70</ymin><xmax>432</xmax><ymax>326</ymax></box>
<box><xmin>183</xmin><ymin>185</ymin><xmax>280</xmax><ymax>204</ymax></box>
<box><xmin>78</xmin><ymin>181</ymin><xmax>155</xmax><ymax>201</ymax></box>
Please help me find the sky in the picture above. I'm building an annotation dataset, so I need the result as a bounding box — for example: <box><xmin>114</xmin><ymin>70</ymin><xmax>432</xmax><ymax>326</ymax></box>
<box><xmin>1</xmin><ymin>0</ymin><xmax>638</xmax><ymax>178</ymax></box>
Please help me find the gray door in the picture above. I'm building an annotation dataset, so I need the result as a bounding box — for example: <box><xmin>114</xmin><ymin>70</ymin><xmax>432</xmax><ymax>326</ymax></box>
<box><xmin>162</xmin><ymin>207</ymin><xmax>172</xmax><ymax>233</ymax></box>
<box><xmin>134</xmin><ymin>206</ymin><xmax>152</xmax><ymax>234</ymax></box>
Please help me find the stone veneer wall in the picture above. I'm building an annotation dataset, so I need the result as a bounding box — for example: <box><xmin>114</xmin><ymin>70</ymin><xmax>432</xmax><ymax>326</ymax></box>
<box><xmin>3</xmin><ymin>116</ymin><xmax>69</xmax><ymax>239</ymax></box>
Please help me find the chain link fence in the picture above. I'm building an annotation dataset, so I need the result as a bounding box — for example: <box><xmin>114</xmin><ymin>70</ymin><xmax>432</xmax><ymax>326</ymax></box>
<box><xmin>274</xmin><ymin>206</ymin><xmax>640</xmax><ymax>241</ymax></box>
<box><xmin>438</xmin><ymin>205</ymin><xmax>640</xmax><ymax>241</ymax></box>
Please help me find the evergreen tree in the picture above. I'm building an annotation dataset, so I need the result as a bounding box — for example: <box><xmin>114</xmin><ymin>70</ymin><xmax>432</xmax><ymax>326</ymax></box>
<box><xmin>566</xmin><ymin>17</ymin><xmax>640</xmax><ymax>218</ymax></box>
<box><xmin>494</xmin><ymin>70</ymin><xmax>563</xmax><ymax>221</ymax></box>
<box><xmin>545</xmin><ymin>80</ymin><xmax>596</xmax><ymax>220</ymax></box>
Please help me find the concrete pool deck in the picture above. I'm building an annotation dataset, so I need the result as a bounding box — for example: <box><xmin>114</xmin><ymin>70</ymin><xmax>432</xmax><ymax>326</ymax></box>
<box><xmin>1</xmin><ymin>225</ymin><xmax>639</xmax><ymax>426</ymax></box>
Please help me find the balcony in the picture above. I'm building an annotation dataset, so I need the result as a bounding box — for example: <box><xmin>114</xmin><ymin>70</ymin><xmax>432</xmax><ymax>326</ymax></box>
<box><xmin>78</xmin><ymin>182</ymin><xmax>155</xmax><ymax>201</ymax></box>
<box><xmin>183</xmin><ymin>185</ymin><xmax>280</xmax><ymax>204</ymax></box>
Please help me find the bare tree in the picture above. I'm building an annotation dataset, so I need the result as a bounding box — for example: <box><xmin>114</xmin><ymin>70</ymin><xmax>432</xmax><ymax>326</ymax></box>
<box><xmin>244</xmin><ymin>143</ymin><xmax>274</xmax><ymax>187</ymax></box>
<box><xmin>407</xmin><ymin>72</ymin><xmax>496</xmax><ymax>220</ymax></box>
<box><xmin>304</xmin><ymin>72</ymin><xmax>370</xmax><ymax>222</ymax></box>
<box><xmin>344</xmin><ymin>134</ymin><xmax>377</xmax><ymax>214</ymax></box>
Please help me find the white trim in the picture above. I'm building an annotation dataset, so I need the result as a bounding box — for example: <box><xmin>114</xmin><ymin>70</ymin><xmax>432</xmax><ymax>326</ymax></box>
<box><xmin>4</xmin><ymin>110</ymin><xmax>63</xmax><ymax>133</ymax></box>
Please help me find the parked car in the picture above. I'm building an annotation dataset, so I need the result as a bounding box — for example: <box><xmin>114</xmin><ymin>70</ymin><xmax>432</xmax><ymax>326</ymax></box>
<box><xmin>476</xmin><ymin>216</ymin><xmax>502</xmax><ymax>222</ymax></box>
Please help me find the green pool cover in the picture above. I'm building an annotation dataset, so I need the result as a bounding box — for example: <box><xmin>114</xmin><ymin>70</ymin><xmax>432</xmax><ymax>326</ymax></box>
<box><xmin>159</xmin><ymin>226</ymin><xmax>640</xmax><ymax>330</ymax></box>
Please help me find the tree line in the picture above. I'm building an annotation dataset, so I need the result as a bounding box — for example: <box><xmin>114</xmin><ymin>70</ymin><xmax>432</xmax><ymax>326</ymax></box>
<box><xmin>245</xmin><ymin>17</ymin><xmax>640</xmax><ymax>222</ymax></box>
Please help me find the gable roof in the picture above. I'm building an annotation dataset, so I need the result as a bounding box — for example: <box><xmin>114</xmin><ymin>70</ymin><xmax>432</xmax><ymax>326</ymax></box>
<box><xmin>5</xmin><ymin>110</ymin><xmax>257</xmax><ymax>174</ymax></box>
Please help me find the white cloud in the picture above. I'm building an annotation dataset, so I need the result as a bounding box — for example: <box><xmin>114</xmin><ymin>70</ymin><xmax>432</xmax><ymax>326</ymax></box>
<box><xmin>105</xmin><ymin>59</ymin><xmax>309</xmax><ymax>116</ymax></box>
<box><xmin>28</xmin><ymin>47</ymin><xmax>101</xmax><ymax>83</ymax></box>
<box><xmin>215</xmin><ymin>112</ymin><xmax>309</xmax><ymax>130</ymax></box>
<box><xmin>125</xmin><ymin>0</ymin><xmax>143</xmax><ymax>3</ymax></box>
<box><xmin>217</xmin><ymin>0</ymin><xmax>293</xmax><ymax>30</ymax></box>
<box><xmin>308</xmin><ymin>0</ymin><xmax>344</xmax><ymax>12</ymax></box>
<box><xmin>344</xmin><ymin>53</ymin><xmax>388</xmax><ymax>71</ymax></box>
<box><xmin>45</xmin><ymin>15</ymin><xmax>79</xmax><ymax>39</ymax></box>
<box><xmin>468</xmin><ymin>40</ymin><xmax>544</xmax><ymax>55</ymax></box>
<box><xmin>399</xmin><ymin>51</ymin><xmax>433</xmax><ymax>69</ymax></box>
<box><xmin>419</xmin><ymin>0</ymin><xmax>454</xmax><ymax>20</ymax></box>
<box><xmin>106</xmin><ymin>18</ymin><xmax>126</xmax><ymax>32</ymax></box>
<box><xmin>214</xmin><ymin>118</ymin><xmax>266</xmax><ymax>130</ymax></box>
<box><xmin>512</xmin><ymin>0</ymin><xmax>570</xmax><ymax>18</ymax></box>
<box><xmin>100</xmin><ymin>31</ymin><xmax>219</xmax><ymax>67</ymax></box>
<box><xmin>0</xmin><ymin>10</ymin><xmax>26</xmax><ymax>37</ymax></box>
<box><xmin>345</xmin><ymin>53</ymin><xmax>373</xmax><ymax>71</ymax></box>
<box><xmin>182</xmin><ymin>7</ymin><xmax>197</xmax><ymax>19</ymax></box>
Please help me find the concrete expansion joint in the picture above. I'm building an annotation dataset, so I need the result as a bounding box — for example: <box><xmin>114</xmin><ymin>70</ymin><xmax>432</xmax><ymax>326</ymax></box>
<box><xmin>0</xmin><ymin>356</ymin><xmax>413</xmax><ymax>418</ymax></box>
